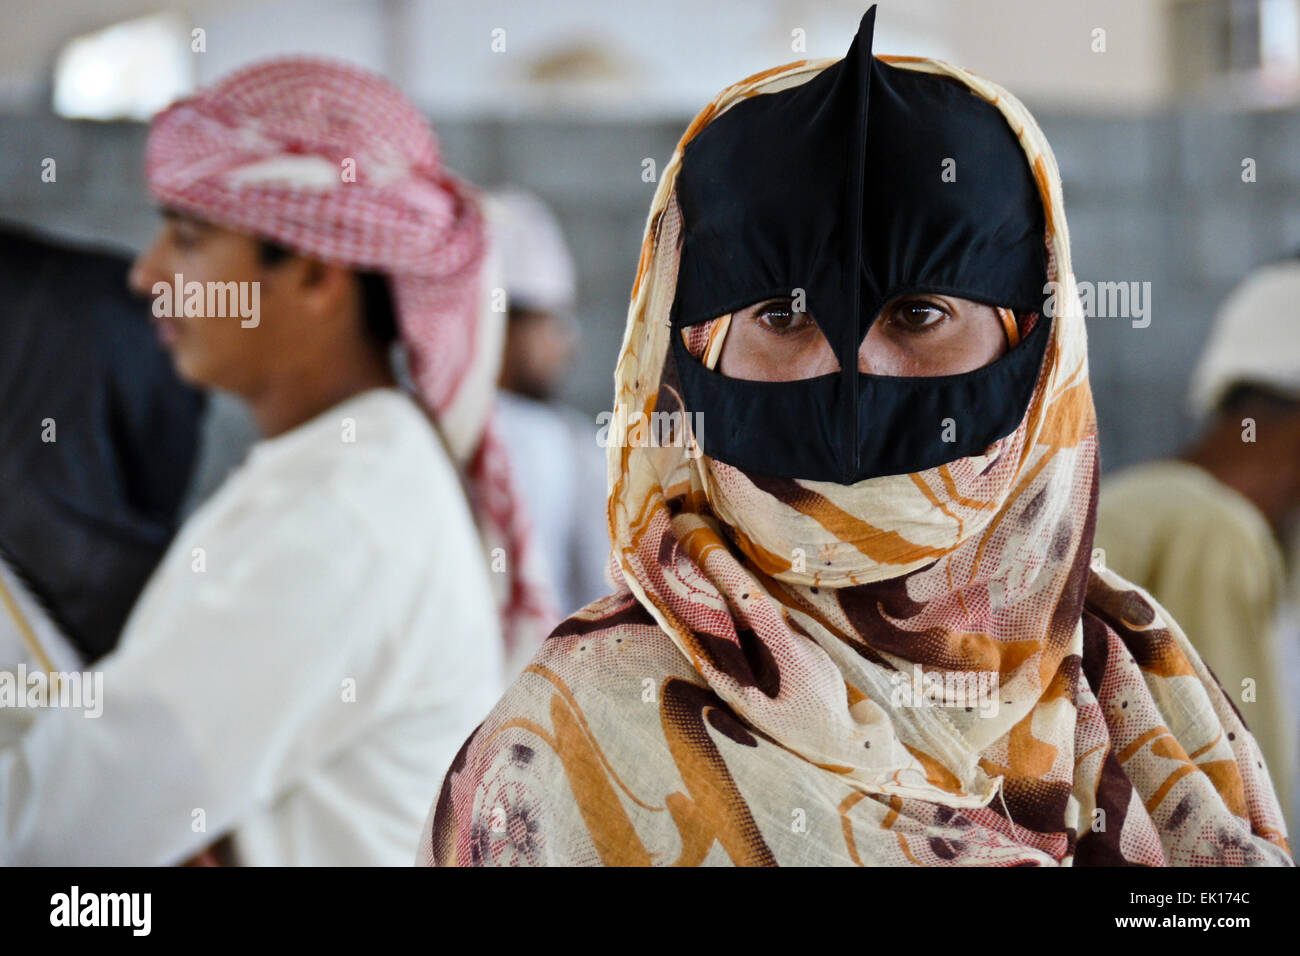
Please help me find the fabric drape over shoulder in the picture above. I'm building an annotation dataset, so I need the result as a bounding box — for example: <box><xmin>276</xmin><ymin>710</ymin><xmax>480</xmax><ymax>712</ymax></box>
<box><xmin>420</xmin><ymin>49</ymin><xmax>1294</xmax><ymax>867</ymax></box>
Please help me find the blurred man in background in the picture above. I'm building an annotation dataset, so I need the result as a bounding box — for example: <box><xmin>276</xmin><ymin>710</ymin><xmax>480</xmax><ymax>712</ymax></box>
<box><xmin>1096</xmin><ymin>258</ymin><xmax>1300</xmax><ymax>832</ymax></box>
<box><xmin>487</xmin><ymin>188</ymin><xmax>612</xmax><ymax>620</ymax></box>
<box><xmin>0</xmin><ymin>59</ymin><xmax>511</xmax><ymax>865</ymax></box>
<box><xmin>0</xmin><ymin>224</ymin><xmax>204</xmax><ymax>673</ymax></box>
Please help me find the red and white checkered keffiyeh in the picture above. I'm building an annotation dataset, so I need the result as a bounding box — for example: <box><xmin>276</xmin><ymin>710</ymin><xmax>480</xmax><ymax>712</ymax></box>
<box><xmin>145</xmin><ymin>57</ymin><xmax>556</xmax><ymax>661</ymax></box>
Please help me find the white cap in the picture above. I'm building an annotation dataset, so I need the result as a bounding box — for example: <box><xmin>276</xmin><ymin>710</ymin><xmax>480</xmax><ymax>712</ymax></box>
<box><xmin>1189</xmin><ymin>259</ymin><xmax>1300</xmax><ymax>416</ymax></box>
<box><xmin>482</xmin><ymin>187</ymin><xmax>576</xmax><ymax>315</ymax></box>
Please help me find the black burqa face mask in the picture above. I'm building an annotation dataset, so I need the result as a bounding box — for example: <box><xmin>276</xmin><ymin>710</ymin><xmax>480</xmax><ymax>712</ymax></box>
<box><xmin>669</xmin><ymin>6</ymin><xmax>1050</xmax><ymax>485</ymax></box>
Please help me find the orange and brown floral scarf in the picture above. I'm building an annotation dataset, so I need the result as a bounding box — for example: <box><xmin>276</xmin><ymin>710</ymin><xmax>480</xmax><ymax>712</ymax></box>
<box><xmin>420</xmin><ymin>54</ymin><xmax>1293</xmax><ymax>867</ymax></box>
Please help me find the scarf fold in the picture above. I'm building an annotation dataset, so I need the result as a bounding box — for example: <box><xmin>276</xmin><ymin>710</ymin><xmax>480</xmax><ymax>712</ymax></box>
<box><xmin>145</xmin><ymin>57</ymin><xmax>556</xmax><ymax>658</ymax></box>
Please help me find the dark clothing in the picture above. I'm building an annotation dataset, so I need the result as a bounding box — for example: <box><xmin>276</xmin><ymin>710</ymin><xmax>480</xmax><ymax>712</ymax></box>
<box><xmin>0</xmin><ymin>223</ymin><xmax>204</xmax><ymax>661</ymax></box>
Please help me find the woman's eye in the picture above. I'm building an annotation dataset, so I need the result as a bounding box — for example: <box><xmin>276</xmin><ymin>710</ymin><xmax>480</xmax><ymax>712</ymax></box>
<box><xmin>754</xmin><ymin>301</ymin><xmax>809</xmax><ymax>333</ymax></box>
<box><xmin>893</xmin><ymin>303</ymin><xmax>947</xmax><ymax>330</ymax></box>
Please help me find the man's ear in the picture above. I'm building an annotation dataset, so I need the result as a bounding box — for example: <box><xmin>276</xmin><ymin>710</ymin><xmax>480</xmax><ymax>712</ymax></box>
<box><xmin>294</xmin><ymin>260</ymin><xmax>357</xmax><ymax>320</ymax></box>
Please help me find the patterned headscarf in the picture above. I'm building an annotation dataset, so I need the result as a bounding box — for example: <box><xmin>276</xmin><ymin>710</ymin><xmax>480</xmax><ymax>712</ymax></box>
<box><xmin>145</xmin><ymin>57</ymin><xmax>556</xmax><ymax>660</ymax></box>
<box><xmin>422</xmin><ymin>56</ymin><xmax>1293</xmax><ymax>866</ymax></box>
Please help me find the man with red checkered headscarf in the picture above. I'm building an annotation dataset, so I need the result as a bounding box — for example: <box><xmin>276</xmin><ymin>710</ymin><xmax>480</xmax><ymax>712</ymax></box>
<box><xmin>0</xmin><ymin>58</ymin><xmax>555</xmax><ymax>865</ymax></box>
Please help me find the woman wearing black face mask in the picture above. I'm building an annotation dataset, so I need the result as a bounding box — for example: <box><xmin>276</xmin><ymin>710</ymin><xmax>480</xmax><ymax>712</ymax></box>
<box><xmin>419</xmin><ymin>8</ymin><xmax>1293</xmax><ymax>867</ymax></box>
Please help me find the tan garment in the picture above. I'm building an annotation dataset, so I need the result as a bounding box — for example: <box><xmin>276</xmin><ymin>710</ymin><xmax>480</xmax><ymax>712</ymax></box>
<box><xmin>1097</xmin><ymin>459</ymin><xmax>1296</xmax><ymax>828</ymax></box>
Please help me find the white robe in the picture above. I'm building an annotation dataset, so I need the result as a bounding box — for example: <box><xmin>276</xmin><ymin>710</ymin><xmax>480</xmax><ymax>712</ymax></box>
<box><xmin>0</xmin><ymin>554</ymin><xmax>86</xmax><ymax>752</ymax></box>
<box><xmin>0</xmin><ymin>388</ymin><xmax>503</xmax><ymax>865</ymax></box>
<box><xmin>495</xmin><ymin>391</ymin><xmax>612</xmax><ymax>621</ymax></box>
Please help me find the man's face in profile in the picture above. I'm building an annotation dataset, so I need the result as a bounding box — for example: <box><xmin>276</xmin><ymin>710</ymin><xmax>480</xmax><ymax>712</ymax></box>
<box><xmin>128</xmin><ymin>210</ymin><xmax>269</xmax><ymax>391</ymax></box>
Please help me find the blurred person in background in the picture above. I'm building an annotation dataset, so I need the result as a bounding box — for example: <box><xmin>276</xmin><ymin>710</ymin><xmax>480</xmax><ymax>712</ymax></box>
<box><xmin>1097</xmin><ymin>258</ymin><xmax>1300</xmax><ymax>832</ymax></box>
<box><xmin>420</xmin><ymin>8</ymin><xmax>1292</xmax><ymax>867</ymax></box>
<box><xmin>0</xmin><ymin>58</ymin><xmax>547</xmax><ymax>865</ymax></box>
<box><xmin>0</xmin><ymin>224</ymin><xmax>204</xmax><ymax>674</ymax></box>
<box><xmin>486</xmin><ymin>188</ymin><xmax>612</xmax><ymax>623</ymax></box>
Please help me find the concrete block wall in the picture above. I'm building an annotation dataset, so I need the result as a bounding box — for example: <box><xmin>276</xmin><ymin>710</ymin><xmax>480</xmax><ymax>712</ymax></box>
<box><xmin>1037</xmin><ymin>107</ymin><xmax>1300</xmax><ymax>472</ymax></box>
<box><xmin>4</xmin><ymin>105</ymin><xmax>1300</xmax><ymax>474</ymax></box>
